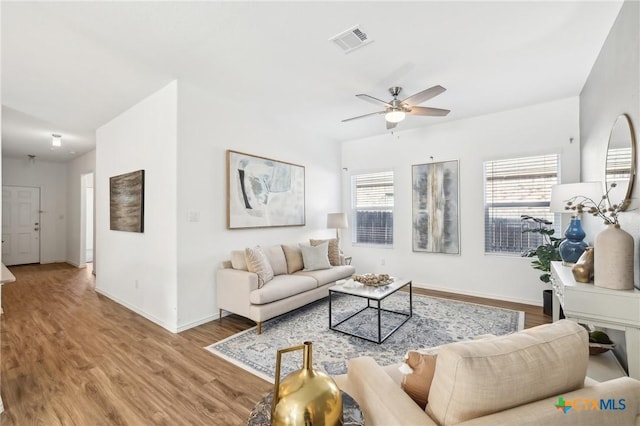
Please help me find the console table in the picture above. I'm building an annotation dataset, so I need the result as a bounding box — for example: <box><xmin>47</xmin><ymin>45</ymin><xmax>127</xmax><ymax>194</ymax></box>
<box><xmin>550</xmin><ymin>261</ymin><xmax>640</xmax><ymax>380</ymax></box>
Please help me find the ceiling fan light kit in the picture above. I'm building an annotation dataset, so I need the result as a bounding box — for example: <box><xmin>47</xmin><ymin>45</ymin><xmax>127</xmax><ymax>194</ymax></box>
<box><xmin>343</xmin><ymin>85</ymin><xmax>450</xmax><ymax>129</ymax></box>
<box><xmin>385</xmin><ymin>109</ymin><xmax>405</xmax><ymax>123</ymax></box>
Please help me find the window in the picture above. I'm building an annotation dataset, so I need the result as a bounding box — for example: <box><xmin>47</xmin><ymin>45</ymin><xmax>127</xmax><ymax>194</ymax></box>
<box><xmin>351</xmin><ymin>171</ymin><xmax>394</xmax><ymax>246</ymax></box>
<box><xmin>484</xmin><ymin>154</ymin><xmax>559</xmax><ymax>255</ymax></box>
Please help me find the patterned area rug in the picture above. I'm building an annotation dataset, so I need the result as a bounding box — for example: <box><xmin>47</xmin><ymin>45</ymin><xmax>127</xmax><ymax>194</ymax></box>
<box><xmin>206</xmin><ymin>293</ymin><xmax>524</xmax><ymax>383</ymax></box>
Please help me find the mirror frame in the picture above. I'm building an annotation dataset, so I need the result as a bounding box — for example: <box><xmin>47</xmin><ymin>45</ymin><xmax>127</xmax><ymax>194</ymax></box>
<box><xmin>605</xmin><ymin>113</ymin><xmax>636</xmax><ymax>209</ymax></box>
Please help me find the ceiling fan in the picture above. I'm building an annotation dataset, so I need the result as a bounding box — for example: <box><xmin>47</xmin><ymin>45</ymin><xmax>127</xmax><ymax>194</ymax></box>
<box><xmin>342</xmin><ymin>85</ymin><xmax>450</xmax><ymax>129</ymax></box>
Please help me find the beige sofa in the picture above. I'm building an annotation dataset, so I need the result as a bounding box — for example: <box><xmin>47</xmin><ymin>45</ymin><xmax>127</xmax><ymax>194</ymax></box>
<box><xmin>334</xmin><ymin>320</ymin><xmax>640</xmax><ymax>425</ymax></box>
<box><xmin>217</xmin><ymin>243</ymin><xmax>355</xmax><ymax>334</ymax></box>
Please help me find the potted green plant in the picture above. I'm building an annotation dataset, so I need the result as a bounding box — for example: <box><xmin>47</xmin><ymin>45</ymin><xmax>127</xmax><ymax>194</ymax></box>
<box><xmin>521</xmin><ymin>215</ymin><xmax>564</xmax><ymax>316</ymax></box>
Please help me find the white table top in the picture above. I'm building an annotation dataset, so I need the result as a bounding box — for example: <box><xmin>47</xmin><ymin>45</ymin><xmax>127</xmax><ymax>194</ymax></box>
<box><xmin>329</xmin><ymin>277</ymin><xmax>410</xmax><ymax>300</ymax></box>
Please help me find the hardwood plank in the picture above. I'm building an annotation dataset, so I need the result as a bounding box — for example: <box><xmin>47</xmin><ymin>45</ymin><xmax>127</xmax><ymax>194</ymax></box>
<box><xmin>0</xmin><ymin>263</ymin><xmax>549</xmax><ymax>425</ymax></box>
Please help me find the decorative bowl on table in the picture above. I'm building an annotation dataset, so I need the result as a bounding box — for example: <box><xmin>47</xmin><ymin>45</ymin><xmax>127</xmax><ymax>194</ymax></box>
<box><xmin>588</xmin><ymin>342</ymin><xmax>615</xmax><ymax>355</ymax></box>
<box><xmin>352</xmin><ymin>273</ymin><xmax>393</xmax><ymax>287</ymax></box>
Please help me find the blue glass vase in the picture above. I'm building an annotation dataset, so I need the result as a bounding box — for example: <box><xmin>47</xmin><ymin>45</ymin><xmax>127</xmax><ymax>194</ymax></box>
<box><xmin>558</xmin><ymin>217</ymin><xmax>588</xmax><ymax>264</ymax></box>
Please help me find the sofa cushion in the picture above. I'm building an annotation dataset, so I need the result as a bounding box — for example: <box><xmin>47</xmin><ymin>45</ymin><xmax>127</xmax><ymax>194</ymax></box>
<box><xmin>426</xmin><ymin>320</ymin><xmax>588</xmax><ymax>425</ymax></box>
<box><xmin>282</xmin><ymin>244</ymin><xmax>304</xmax><ymax>274</ymax></box>
<box><xmin>265</xmin><ymin>245</ymin><xmax>288</xmax><ymax>276</ymax></box>
<box><xmin>245</xmin><ymin>246</ymin><xmax>274</xmax><ymax>288</ymax></box>
<box><xmin>401</xmin><ymin>351</ymin><xmax>438</xmax><ymax>409</ymax></box>
<box><xmin>300</xmin><ymin>242</ymin><xmax>331</xmax><ymax>271</ymax></box>
<box><xmin>310</xmin><ymin>238</ymin><xmax>341</xmax><ymax>266</ymax></box>
<box><xmin>294</xmin><ymin>265</ymin><xmax>355</xmax><ymax>286</ymax></box>
<box><xmin>249</xmin><ymin>274</ymin><xmax>318</xmax><ymax>305</ymax></box>
<box><xmin>230</xmin><ymin>250</ymin><xmax>248</xmax><ymax>271</ymax></box>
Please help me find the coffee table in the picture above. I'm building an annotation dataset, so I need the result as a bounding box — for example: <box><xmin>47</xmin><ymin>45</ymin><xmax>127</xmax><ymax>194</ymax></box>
<box><xmin>329</xmin><ymin>278</ymin><xmax>412</xmax><ymax>344</ymax></box>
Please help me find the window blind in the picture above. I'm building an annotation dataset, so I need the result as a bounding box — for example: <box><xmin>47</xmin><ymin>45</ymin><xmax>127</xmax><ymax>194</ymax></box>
<box><xmin>484</xmin><ymin>154</ymin><xmax>559</xmax><ymax>255</ymax></box>
<box><xmin>351</xmin><ymin>171</ymin><xmax>394</xmax><ymax>246</ymax></box>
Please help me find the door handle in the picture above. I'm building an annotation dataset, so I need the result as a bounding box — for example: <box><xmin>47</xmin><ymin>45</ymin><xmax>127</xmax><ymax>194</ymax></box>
<box><xmin>34</xmin><ymin>227</ymin><xmax>40</xmax><ymax>231</ymax></box>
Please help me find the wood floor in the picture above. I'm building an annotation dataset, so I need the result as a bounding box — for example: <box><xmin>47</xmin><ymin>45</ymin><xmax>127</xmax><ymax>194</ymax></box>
<box><xmin>0</xmin><ymin>263</ymin><xmax>550</xmax><ymax>425</ymax></box>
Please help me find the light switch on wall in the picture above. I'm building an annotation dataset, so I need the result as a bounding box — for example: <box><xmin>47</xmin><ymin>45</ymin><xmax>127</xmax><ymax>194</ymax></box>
<box><xmin>187</xmin><ymin>211</ymin><xmax>200</xmax><ymax>222</ymax></box>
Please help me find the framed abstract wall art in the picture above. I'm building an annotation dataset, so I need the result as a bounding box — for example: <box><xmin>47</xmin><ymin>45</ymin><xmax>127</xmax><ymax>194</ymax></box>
<box><xmin>110</xmin><ymin>169</ymin><xmax>145</xmax><ymax>233</ymax></box>
<box><xmin>412</xmin><ymin>160</ymin><xmax>459</xmax><ymax>254</ymax></box>
<box><xmin>227</xmin><ymin>150</ymin><xmax>305</xmax><ymax>229</ymax></box>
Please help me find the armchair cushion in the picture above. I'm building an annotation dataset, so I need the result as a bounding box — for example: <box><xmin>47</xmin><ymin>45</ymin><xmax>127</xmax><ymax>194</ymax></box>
<box><xmin>426</xmin><ymin>320</ymin><xmax>589</xmax><ymax>425</ymax></box>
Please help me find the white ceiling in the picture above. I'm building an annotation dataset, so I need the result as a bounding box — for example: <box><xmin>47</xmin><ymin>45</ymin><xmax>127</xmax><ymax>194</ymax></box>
<box><xmin>1</xmin><ymin>1</ymin><xmax>623</xmax><ymax>163</ymax></box>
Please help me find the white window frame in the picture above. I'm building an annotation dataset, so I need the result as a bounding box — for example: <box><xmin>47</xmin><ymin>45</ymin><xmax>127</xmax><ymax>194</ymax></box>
<box><xmin>350</xmin><ymin>170</ymin><xmax>394</xmax><ymax>248</ymax></box>
<box><xmin>483</xmin><ymin>154</ymin><xmax>560</xmax><ymax>256</ymax></box>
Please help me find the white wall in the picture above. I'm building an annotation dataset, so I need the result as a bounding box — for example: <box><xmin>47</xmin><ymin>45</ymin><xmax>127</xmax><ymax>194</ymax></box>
<box><xmin>174</xmin><ymin>80</ymin><xmax>342</xmax><ymax>331</ymax></box>
<box><xmin>581</xmin><ymin>0</ymin><xmax>640</xmax><ymax>269</ymax></box>
<box><xmin>579</xmin><ymin>0</ymin><xmax>639</xmax><ymax>371</ymax></box>
<box><xmin>341</xmin><ymin>97</ymin><xmax>581</xmax><ymax>305</ymax></box>
<box><xmin>2</xmin><ymin>157</ymin><xmax>68</xmax><ymax>263</ymax></box>
<box><xmin>96</xmin><ymin>81</ymin><xmax>178</xmax><ymax>331</ymax></box>
<box><xmin>66</xmin><ymin>150</ymin><xmax>95</xmax><ymax>267</ymax></box>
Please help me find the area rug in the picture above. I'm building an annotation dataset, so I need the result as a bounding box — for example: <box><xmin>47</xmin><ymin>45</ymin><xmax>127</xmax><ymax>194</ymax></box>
<box><xmin>205</xmin><ymin>293</ymin><xmax>524</xmax><ymax>383</ymax></box>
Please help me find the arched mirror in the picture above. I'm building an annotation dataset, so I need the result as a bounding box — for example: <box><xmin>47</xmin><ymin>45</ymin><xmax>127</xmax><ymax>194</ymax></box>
<box><xmin>605</xmin><ymin>113</ymin><xmax>636</xmax><ymax>208</ymax></box>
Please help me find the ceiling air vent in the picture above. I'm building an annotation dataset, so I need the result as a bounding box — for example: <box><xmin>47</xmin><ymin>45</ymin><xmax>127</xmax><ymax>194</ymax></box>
<box><xmin>329</xmin><ymin>25</ymin><xmax>372</xmax><ymax>54</ymax></box>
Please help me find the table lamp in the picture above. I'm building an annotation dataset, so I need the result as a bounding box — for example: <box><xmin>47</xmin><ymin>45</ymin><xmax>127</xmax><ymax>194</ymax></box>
<box><xmin>327</xmin><ymin>213</ymin><xmax>348</xmax><ymax>240</ymax></box>
<box><xmin>550</xmin><ymin>182</ymin><xmax>603</xmax><ymax>264</ymax></box>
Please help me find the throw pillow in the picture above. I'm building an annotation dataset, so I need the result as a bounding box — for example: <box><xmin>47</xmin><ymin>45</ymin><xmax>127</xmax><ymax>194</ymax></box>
<box><xmin>230</xmin><ymin>250</ymin><xmax>248</xmax><ymax>271</ymax></box>
<box><xmin>310</xmin><ymin>238</ymin><xmax>341</xmax><ymax>266</ymax></box>
<box><xmin>245</xmin><ymin>246</ymin><xmax>274</xmax><ymax>288</ymax></box>
<box><xmin>265</xmin><ymin>245</ymin><xmax>288</xmax><ymax>276</ymax></box>
<box><xmin>400</xmin><ymin>351</ymin><xmax>438</xmax><ymax>409</ymax></box>
<box><xmin>281</xmin><ymin>244</ymin><xmax>304</xmax><ymax>274</ymax></box>
<box><xmin>299</xmin><ymin>242</ymin><xmax>331</xmax><ymax>271</ymax></box>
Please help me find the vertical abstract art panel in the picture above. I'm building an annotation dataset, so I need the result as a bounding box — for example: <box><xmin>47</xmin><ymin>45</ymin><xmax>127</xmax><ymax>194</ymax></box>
<box><xmin>412</xmin><ymin>160</ymin><xmax>459</xmax><ymax>254</ymax></box>
<box><xmin>227</xmin><ymin>150</ymin><xmax>305</xmax><ymax>229</ymax></box>
<box><xmin>110</xmin><ymin>170</ymin><xmax>145</xmax><ymax>233</ymax></box>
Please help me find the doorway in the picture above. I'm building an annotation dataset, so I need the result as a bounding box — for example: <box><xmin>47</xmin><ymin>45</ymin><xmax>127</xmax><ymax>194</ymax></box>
<box><xmin>80</xmin><ymin>173</ymin><xmax>95</xmax><ymax>267</ymax></box>
<box><xmin>2</xmin><ymin>185</ymin><xmax>41</xmax><ymax>266</ymax></box>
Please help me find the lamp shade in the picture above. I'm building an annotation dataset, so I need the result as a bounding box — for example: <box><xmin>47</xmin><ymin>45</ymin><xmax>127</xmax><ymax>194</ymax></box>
<box><xmin>550</xmin><ymin>182</ymin><xmax>603</xmax><ymax>213</ymax></box>
<box><xmin>327</xmin><ymin>213</ymin><xmax>348</xmax><ymax>229</ymax></box>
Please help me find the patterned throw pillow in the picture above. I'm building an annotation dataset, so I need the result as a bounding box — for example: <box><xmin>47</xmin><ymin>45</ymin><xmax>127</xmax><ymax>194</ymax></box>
<box><xmin>245</xmin><ymin>246</ymin><xmax>274</xmax><ymax>288</ymax></box>
<box><xmin>310</xmin><ymin>238</ymin><xmax>341</xmax><ymax>266</ymax></box>
<box><xmin>299</xmin><ymin>242</ymin><xmax>331</xmax><ymax>271</ymax></box>
<box><xmin>230</xmin><ymin>250</ymin><xmax>248</xmax><ymax>271</ymax></box>
<box><xmin>400</xmin><ymin>351</ymin><xmax>438</xmax><ymax>409</ymax></box>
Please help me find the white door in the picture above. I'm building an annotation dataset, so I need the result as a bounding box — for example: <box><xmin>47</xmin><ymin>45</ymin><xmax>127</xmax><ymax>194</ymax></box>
<box><xmin>2</xmin><ymin>186</ymin><xmax>41</xmax><ymax>266</ymax></box>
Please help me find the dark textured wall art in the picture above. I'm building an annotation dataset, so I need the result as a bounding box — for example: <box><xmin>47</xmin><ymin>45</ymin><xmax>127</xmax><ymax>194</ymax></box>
<box><xmin>227</xmin><ymin>150</ymin><xmax>305</xmax><ymax>229</ymax></box>
<box><xmin>412</xmin><ymin>160</ymin><xmax>459</xmax><ymax>254</ymax></box>
<box><xmin>110</xmin><ymin>170</ymin><xmax>145</xmax><ymax>233</ymax></box>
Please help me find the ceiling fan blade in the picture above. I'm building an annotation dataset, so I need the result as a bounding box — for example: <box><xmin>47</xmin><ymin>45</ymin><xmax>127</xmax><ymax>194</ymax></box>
<box><xmin>342</xmin><ymin>111</ymin><xmax>385</xmax><ymax>122</ymax></box>
<box><xmin>401</xmin><ymin>85</ymin><xmax>446</xmax><ymax>106</ymax></box>
<box><xmin>407</xmin><ymin>106</ymin><xmax>450</xmax><ymax>117</ymax></box>
<box><xmin>386</xmin><ymin>120</ymin><xmax>397</xmax><ymax>130</ymax></box>
<box><xmin>356</xmin><ymin>94</ymin><xmax>392</xmax><ymax>108</ymax></box>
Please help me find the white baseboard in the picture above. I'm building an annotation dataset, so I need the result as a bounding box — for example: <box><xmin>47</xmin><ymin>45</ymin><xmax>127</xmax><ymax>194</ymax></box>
<box><xmin>176</xmin><ymin>314</ymin><xmax>219</xmax><ymax>333</ymax></box>
<box><xmin>65</xmin><ymin>260</ymin><xmax>87</xmax><ymax>268</ymax></box>
<box><xmin>94</xmin><ymin>288</ymin><xmax>220</xmax><ymax>333</ymax></box>
<box><xmin>413</xmin><ymin>282</ymin><xmax>541</xmax><ymax>307</ymax></box>
<box><xmin>95</xmin><ymin>287</ymin><xmax>178</xmax><ymax>333</ymax></box>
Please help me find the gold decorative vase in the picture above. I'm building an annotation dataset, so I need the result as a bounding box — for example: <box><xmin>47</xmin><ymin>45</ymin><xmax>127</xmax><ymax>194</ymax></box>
<box><xmin>572</xmin><ymin>247</ymin><xmax>594</xmax><ymax>283</ymax></box>
<box><xmin>271</xmin><ymin>341</ymin><xmax>343</xmax><ymax>426</ymax></box>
